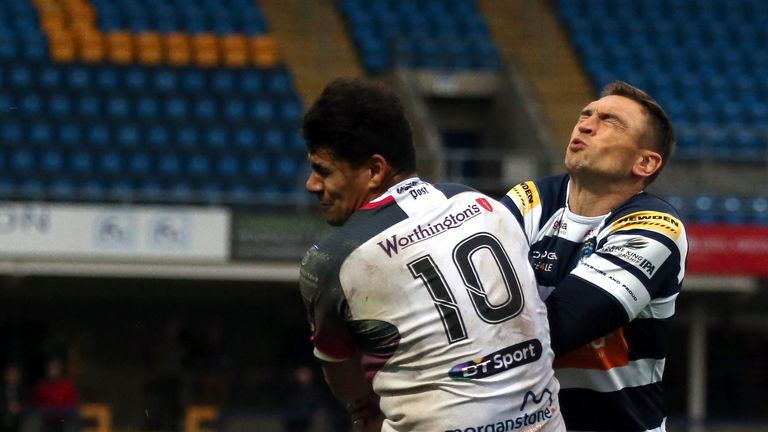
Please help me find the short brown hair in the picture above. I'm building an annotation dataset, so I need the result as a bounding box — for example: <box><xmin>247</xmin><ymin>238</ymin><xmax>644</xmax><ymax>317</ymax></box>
<box><xmin>601</xmin><ymin>81</ymin><xmax>675</xmax><ymax>184</ymax></box>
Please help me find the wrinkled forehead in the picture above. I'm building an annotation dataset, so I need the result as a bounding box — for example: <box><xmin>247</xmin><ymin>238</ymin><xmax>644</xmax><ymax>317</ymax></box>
<box><xmin>586</xmin><ymin>95</ymin><xmax>648</xmax><ymax>125</ymax></box>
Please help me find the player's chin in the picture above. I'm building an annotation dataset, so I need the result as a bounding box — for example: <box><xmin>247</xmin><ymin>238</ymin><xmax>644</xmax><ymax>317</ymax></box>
<box><xmin>324</xmin><ymin>212</ymin><xmax>346</xmax><ymax>227</ymax></box>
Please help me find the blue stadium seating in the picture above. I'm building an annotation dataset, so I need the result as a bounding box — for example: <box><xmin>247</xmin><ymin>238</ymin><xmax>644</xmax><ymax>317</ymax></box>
<box><xmin>340</xmin><ymin>0</ymin><xmax>499</xmax><ymax>73</ymax></box>
<box><xmin>557</xmin><ymin>0</ymin><xmax>768</xmax><ymax>163</ymax></box>
<box><xmin>664</xmin><ymin>194</ymin><xmax>768</xmax><ymax>225</ymax></box>
<box><xmin>0</xmin><ymin>1</ymin><xmax>305</xmax><ymax>205</ymax></box>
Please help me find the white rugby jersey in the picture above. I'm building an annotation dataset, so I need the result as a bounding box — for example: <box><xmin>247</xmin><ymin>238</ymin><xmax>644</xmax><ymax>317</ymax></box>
<box><xmin>500</xmin><ymin>174</ymin><xmax>688</xmax><ymax>432</ymax></box>
<box><xmin>300</xmin><ymin>178</ymin><xmax>564</xmax><ymax>432</ymax></box>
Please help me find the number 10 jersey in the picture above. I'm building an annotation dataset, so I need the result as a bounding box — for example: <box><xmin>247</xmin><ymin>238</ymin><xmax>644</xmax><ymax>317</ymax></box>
<box><xmin>300</xmin><ymin>178</ymin><xmax>564</xmax><ymax>432</ymax></box>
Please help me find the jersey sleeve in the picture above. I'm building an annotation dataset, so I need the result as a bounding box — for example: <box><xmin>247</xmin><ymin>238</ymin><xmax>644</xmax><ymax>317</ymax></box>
<box><xmin>548</xmin><ymin>208</ymin><xmax>686</xmax><ymax>354</ymax></box>
<box><xmin>572</xmin><ymin>210</ymin><xmax>686</xmax><ymax>320</ymax></box>
<box><xmin>499</xmin><ymin>180</ymin><xmax>543</xmax><ymax>244</ymax></box>
<box><xmin>299</xmin><ymin>244</ymin><xmax>359</xmax><ymax>362</ymax></box>
<box><xmin>545</xmin><ymin>274</ymin><xmax>629</xmax><ymax>355</ymax></box>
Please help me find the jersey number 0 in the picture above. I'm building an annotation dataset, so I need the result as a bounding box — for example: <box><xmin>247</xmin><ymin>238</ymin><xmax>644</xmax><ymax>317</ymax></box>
<box><xmin>407</xmin><ymin>232</ymin><xmax>525</xmax><ymax>344</ymax></box>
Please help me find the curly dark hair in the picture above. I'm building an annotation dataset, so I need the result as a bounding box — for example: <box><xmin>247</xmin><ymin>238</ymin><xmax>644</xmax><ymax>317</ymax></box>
<box><xmin>302</xmin><ymin>78</ymin><xmax>416</xmax><ymax>175</ymax></box>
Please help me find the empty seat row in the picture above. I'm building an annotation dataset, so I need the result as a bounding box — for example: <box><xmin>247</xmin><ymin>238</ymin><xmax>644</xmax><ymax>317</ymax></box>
<box><xmin>339</xmin><ymin>0</ymin><xmax>500</xmax><ymax>73</ymax></box>
<box><xmin>666</xmin><ymin>195</ymin><xmax>768</xmax><ymax>225</ymax></box>
<box><xmin>92</xmin><ymin>0</ymin><xmax>267</xmax><ymax>35</ymax></box>
<box><xmin>0</xmin><ymin>146</ymin><xmax>304</xmax><ymax>180</ymax></box>
<box><xmin>0</xmin><ymin>63</ymin><xmax>294</xmax><ymax>95</ymax></box>
<box><xmin>0</xmin><ymin>119</ymin><xmax>305</xmax><ymax>152</ymax></box>
<box><xmin>0</xmin><ymin>92</ymin><xmax>302</xmax><ymax>124</ymax></box>
<box><xmin>0</xmin><ymin>175</ymin><xmax>306</xmax><ymax>205</ymax></box>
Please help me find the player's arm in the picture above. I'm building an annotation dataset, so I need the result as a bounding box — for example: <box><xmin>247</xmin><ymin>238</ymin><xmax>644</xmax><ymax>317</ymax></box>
<box><xmin>321</xmin><ymin>358</ymin><xmax>383</xmax><ymax>432</ymax></box>
<box><xmin>300</xmin><ymin>246</ymin><xmax>384</xmax><ymax>431</ymax></box>
<box><xmin>547</xmin><ymin>216</ymin><xmax>684</xmax><ymax>355</ymax></box>
<box><xmin>545</xmin><ymin>275</ymin><xmax>629</xmax><ymax>355</ymax></box>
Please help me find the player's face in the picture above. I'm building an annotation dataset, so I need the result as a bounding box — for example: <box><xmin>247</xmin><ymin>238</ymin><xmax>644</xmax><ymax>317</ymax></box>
<box><xmin>306</xmin><ymin>148</ymin><xmax>375</xmax><ymax>226</ymax></box>
<box><xmin>565</xmin><ymin>95</ymin><xmax>649</xmax><ymax>181</ymax></box>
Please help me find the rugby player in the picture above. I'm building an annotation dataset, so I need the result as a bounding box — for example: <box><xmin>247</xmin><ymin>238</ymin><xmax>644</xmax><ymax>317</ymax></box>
<box><xmin>501</xmin><ymin>81</ymin><xmax>687</xmax><ymax>432</ymax></box>
<box><xmin>299</xmin><ymin>78</ymin><xmax>565</xmax><ymax>432</ymax></box>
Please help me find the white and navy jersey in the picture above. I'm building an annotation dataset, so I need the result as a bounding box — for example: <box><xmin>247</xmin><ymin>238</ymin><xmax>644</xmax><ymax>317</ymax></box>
<box><xmin>500</xmin><ymin>174</ymin><xmax>688</xmax><ymax>432</ymax></box>
<box><xmin>300</xmin><ymin>178</ymin><xmax>564</xmax><ymax>432</ymax></box>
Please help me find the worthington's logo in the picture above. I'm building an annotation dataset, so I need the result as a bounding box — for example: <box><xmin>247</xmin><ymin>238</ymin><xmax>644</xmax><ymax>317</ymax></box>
<box><xmin>377</xmin><ymin>203</ymin><xmax>482</xmax><ymax>257</ymax></box>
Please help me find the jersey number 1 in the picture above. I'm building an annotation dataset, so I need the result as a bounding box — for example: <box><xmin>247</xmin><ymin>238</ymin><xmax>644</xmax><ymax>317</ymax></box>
<box><xmin>407</xmin><ymin>232</ymin><xmax>524</xmax><ymax>344</ymax></box>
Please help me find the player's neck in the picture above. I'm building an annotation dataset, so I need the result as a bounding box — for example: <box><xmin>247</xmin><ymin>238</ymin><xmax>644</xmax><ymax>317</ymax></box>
<box><xmin>567</xmin><ymin>177</ymin><xmax>639</xmax><ymax>217</ymax></box>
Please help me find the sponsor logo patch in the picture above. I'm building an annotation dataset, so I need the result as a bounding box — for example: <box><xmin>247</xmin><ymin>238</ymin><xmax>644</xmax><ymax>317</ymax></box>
<box><xmin>609</xmin><ymin>211</ymin><xmax>682</xmax><ymax>240</ymax></box>
<box><xmin>506</xmin><ymin>181</ymin><xmax>540</xmax><ymax>216</ymax></box>
<box><xmin>444</xmin><ymin>386</ymin><xmax>556</xmax><ymax>432</ymax></box>
<box><xmin>476</xmin><ymin>197</ymin><xmax>493</xmax><ymax>212</ymax></box>
<box><xmin>602</xmin><ymin>236</ymin><xmax>668</xmax><ymax>278</ymax></box>
<box><xmin>377</xmin><ymin>203</ymin><xmax>482</xmax><ymax>257</ymax></box>
<box><xmin>448</xmin><ymin>339</ymin><xmax>542</xmax><ymax>380</ymax></box>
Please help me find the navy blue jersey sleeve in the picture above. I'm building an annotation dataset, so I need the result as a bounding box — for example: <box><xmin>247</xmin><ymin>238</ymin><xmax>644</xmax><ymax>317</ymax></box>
<box><xmin>545</xmin><ymin>275</ymin><xmax>629</xmax><ymax>355</ymax></box>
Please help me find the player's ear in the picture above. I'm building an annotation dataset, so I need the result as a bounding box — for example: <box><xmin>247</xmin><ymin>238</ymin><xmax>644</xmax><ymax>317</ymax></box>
<box><xmin>633</xmin><ymin>149</ymin><xmax>662</xmax><ymax>179</ymax></box>
<box><xmin>367</xmin><ymin>154</ymin><xmax>390</xmax><ymax>189</ymax></box>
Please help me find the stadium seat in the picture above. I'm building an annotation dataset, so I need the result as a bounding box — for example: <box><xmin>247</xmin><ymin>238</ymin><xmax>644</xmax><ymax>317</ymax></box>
<box><xmin>78</xmin><ymin>94</ymin><xmax>102</xmax><ymax>118</ymax></box>
<box><xmin>128</xmin><ymin>152</ymin><xmax>152</xmax><ymax>176</ymax></box>
<box><xmin>29</xmin><ymin>121</ymin><xmax>53</xmax><ymax>146</ymax></box>
<box><xmin>0</xmin><ymin>120</ymin><xmax>24</xmax><ymax>145</ymax></box>
<box><xmin>136</xmin><ymin>95</ymin><xmax>161</xmax><ymax>119</ymax></box>
<box><xmin>95</xmin><ymin>66</ymin><xmax>122</xmax><ymax>91</ymax></box>
<box><xmin>11</xmin><ymin>149</ymin><xmax>35</xmax><ymax>174</ymax></box>
<box><xmin>180</xmin><ymin>69</ymin><xmax>206</xmax><ymax>93</ymax></box>
<box><xmin>153</xmin><ymin>68</ymin><xmax>179</xmax><ymax>93</ymax></box>
<box><xmin>105</xmin><ymin>31</ymin><xmax>134</xmax><ymax>64</ymax></box>
<box><xmin>216</xmin><ymin>156</ymin><xmax>240</xmax><ymax>178</ymax></box>
<box><xmin>233</xmin><ymin>127</ymin><xmax>258</xmax><ymax>150</ymax></box>
<box><xmin>193</xmin><ymin>97</ymin><xmax>217</xmax><ymax>122</ymax></box>
<box><xmin>165</xmin><ymin>96</ymin><xmax>189</xmax><ymax>120</ymax></box>
<box><xmin>223</xmin><ymin>99</ymin><xmax>247</xmax><ymax>122</ymax></box>
<box><xmin>58</xmin><ymin>122</ymin><xmax>84</xmax><ymax>147</ymax></box>
<box><xmin>205</xmin><ymin>126</ymin><xmax>228</xmax><ymax>150</ymax></box>
<box><xmin>176</xmin><ymin>125</ymin><xmax>201</xmax><ymax>149</ymax></box>
<box><xmin>48</xmin><ymin>93</ymin><xmax>72</xmax><ymax>118</ymax></box>
<box><xmin>41</xmin><ymin>150</ymin><xmax>65</xmax><ymax>174</ymax></box>
<box><xmin>165</xmin><ymin>33</ymin><xmax>192</xmax><ymax>66</ymax></box>
<box><xmin>70</xmin><ymin>151</ymin><xmax>94</xmax><ymax>175</ymax></box>
<box><xmin>187</xmin><ymin>153</ymin><xmax>212</xmax><ymax>177</ymax></box>
<box><xmin>158</xmin><ymin>153</ymin><xmax>182</xmax><ymax>177</ymax></box>
<box><xmin>124</xmin><ymin>67</ymin><xmax>149</xmax><ymax>92</ymax></box>
<box><xmin>9</xmin><ymin>65</ymin><xmax>33</xmax><ymax>89</ymax></box>
<box><xmin>99</xmin><ymin>151</ymin><xmax>123</xmax><ymax>175</ymax></box>
<box><xmin>191</xmin><ymin>33</ymin><xmax>219</xmax><ymax>67</ymax></box>
<box><xmin>263</xmin><ymin>128</ymin><xmax>285</xmax><ymax>151</ymax></box>
<box><xmin>749</xmin><ymin>197</ymin><xmax>768</xmax><ymax>225</ymax></box>
<box><xmin>250</xmin><ymin>99</ymin><xmax>275</xmax><ymax>123</ymax></box>
<box><xmin>86</xmin><ymin>123</ymin><xmax>111</xmax><ymax>147</ymax></box>
<box><xmin>115</xmin><ymin>124</ymin><xmax>141</xmax><ymax>148</ymax></box>
<box><xmin>105</xmin><ymin>95</ymin><xmax>131</xmax><ymax>119</ymax></box>
<box><xmin>136</xmin><ymin>32</ymin><xmax>163</xmax><ymax>65</ymax></box>
<box><xmin>20</xmin><ymin>94</ymin><xmax>44</xmax><ymax>117</ymax></box>
<box><xmin>146</xmin><ymin>124</ymin><xmax>171</xmax><ymax>149</ymax></box>
<box><xmin>78</xmin><ymin>31</ymin><xmax>106</xmax><ymax>63</ymax></box>
<box><xmin>39</xmin><ymin>65</ymin><xmax>64</xmax><ymax>90</ymax></box>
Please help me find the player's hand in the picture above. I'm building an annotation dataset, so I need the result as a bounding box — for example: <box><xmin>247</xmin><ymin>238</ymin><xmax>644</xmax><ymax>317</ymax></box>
<box><xmin>346</xmin><ymin>393</ymin><xmax>383</xmax><ymax>432</ymax></box>
<box><xmin>351</xmin><ymin>411</ymin><xmax>384</xmax><ymax>432</ymax></box>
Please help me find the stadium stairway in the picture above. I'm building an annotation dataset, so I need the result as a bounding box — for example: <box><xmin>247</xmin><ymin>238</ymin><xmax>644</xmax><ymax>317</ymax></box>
<box><xmin>258</xmin><ymin>0</ymin><xmax>361</xmax><ymax>107</ymax></box>
<box><xmin>477</xmin><ymin>0</ymin><xmax>593</xmax><ymax>148</ymax></box>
